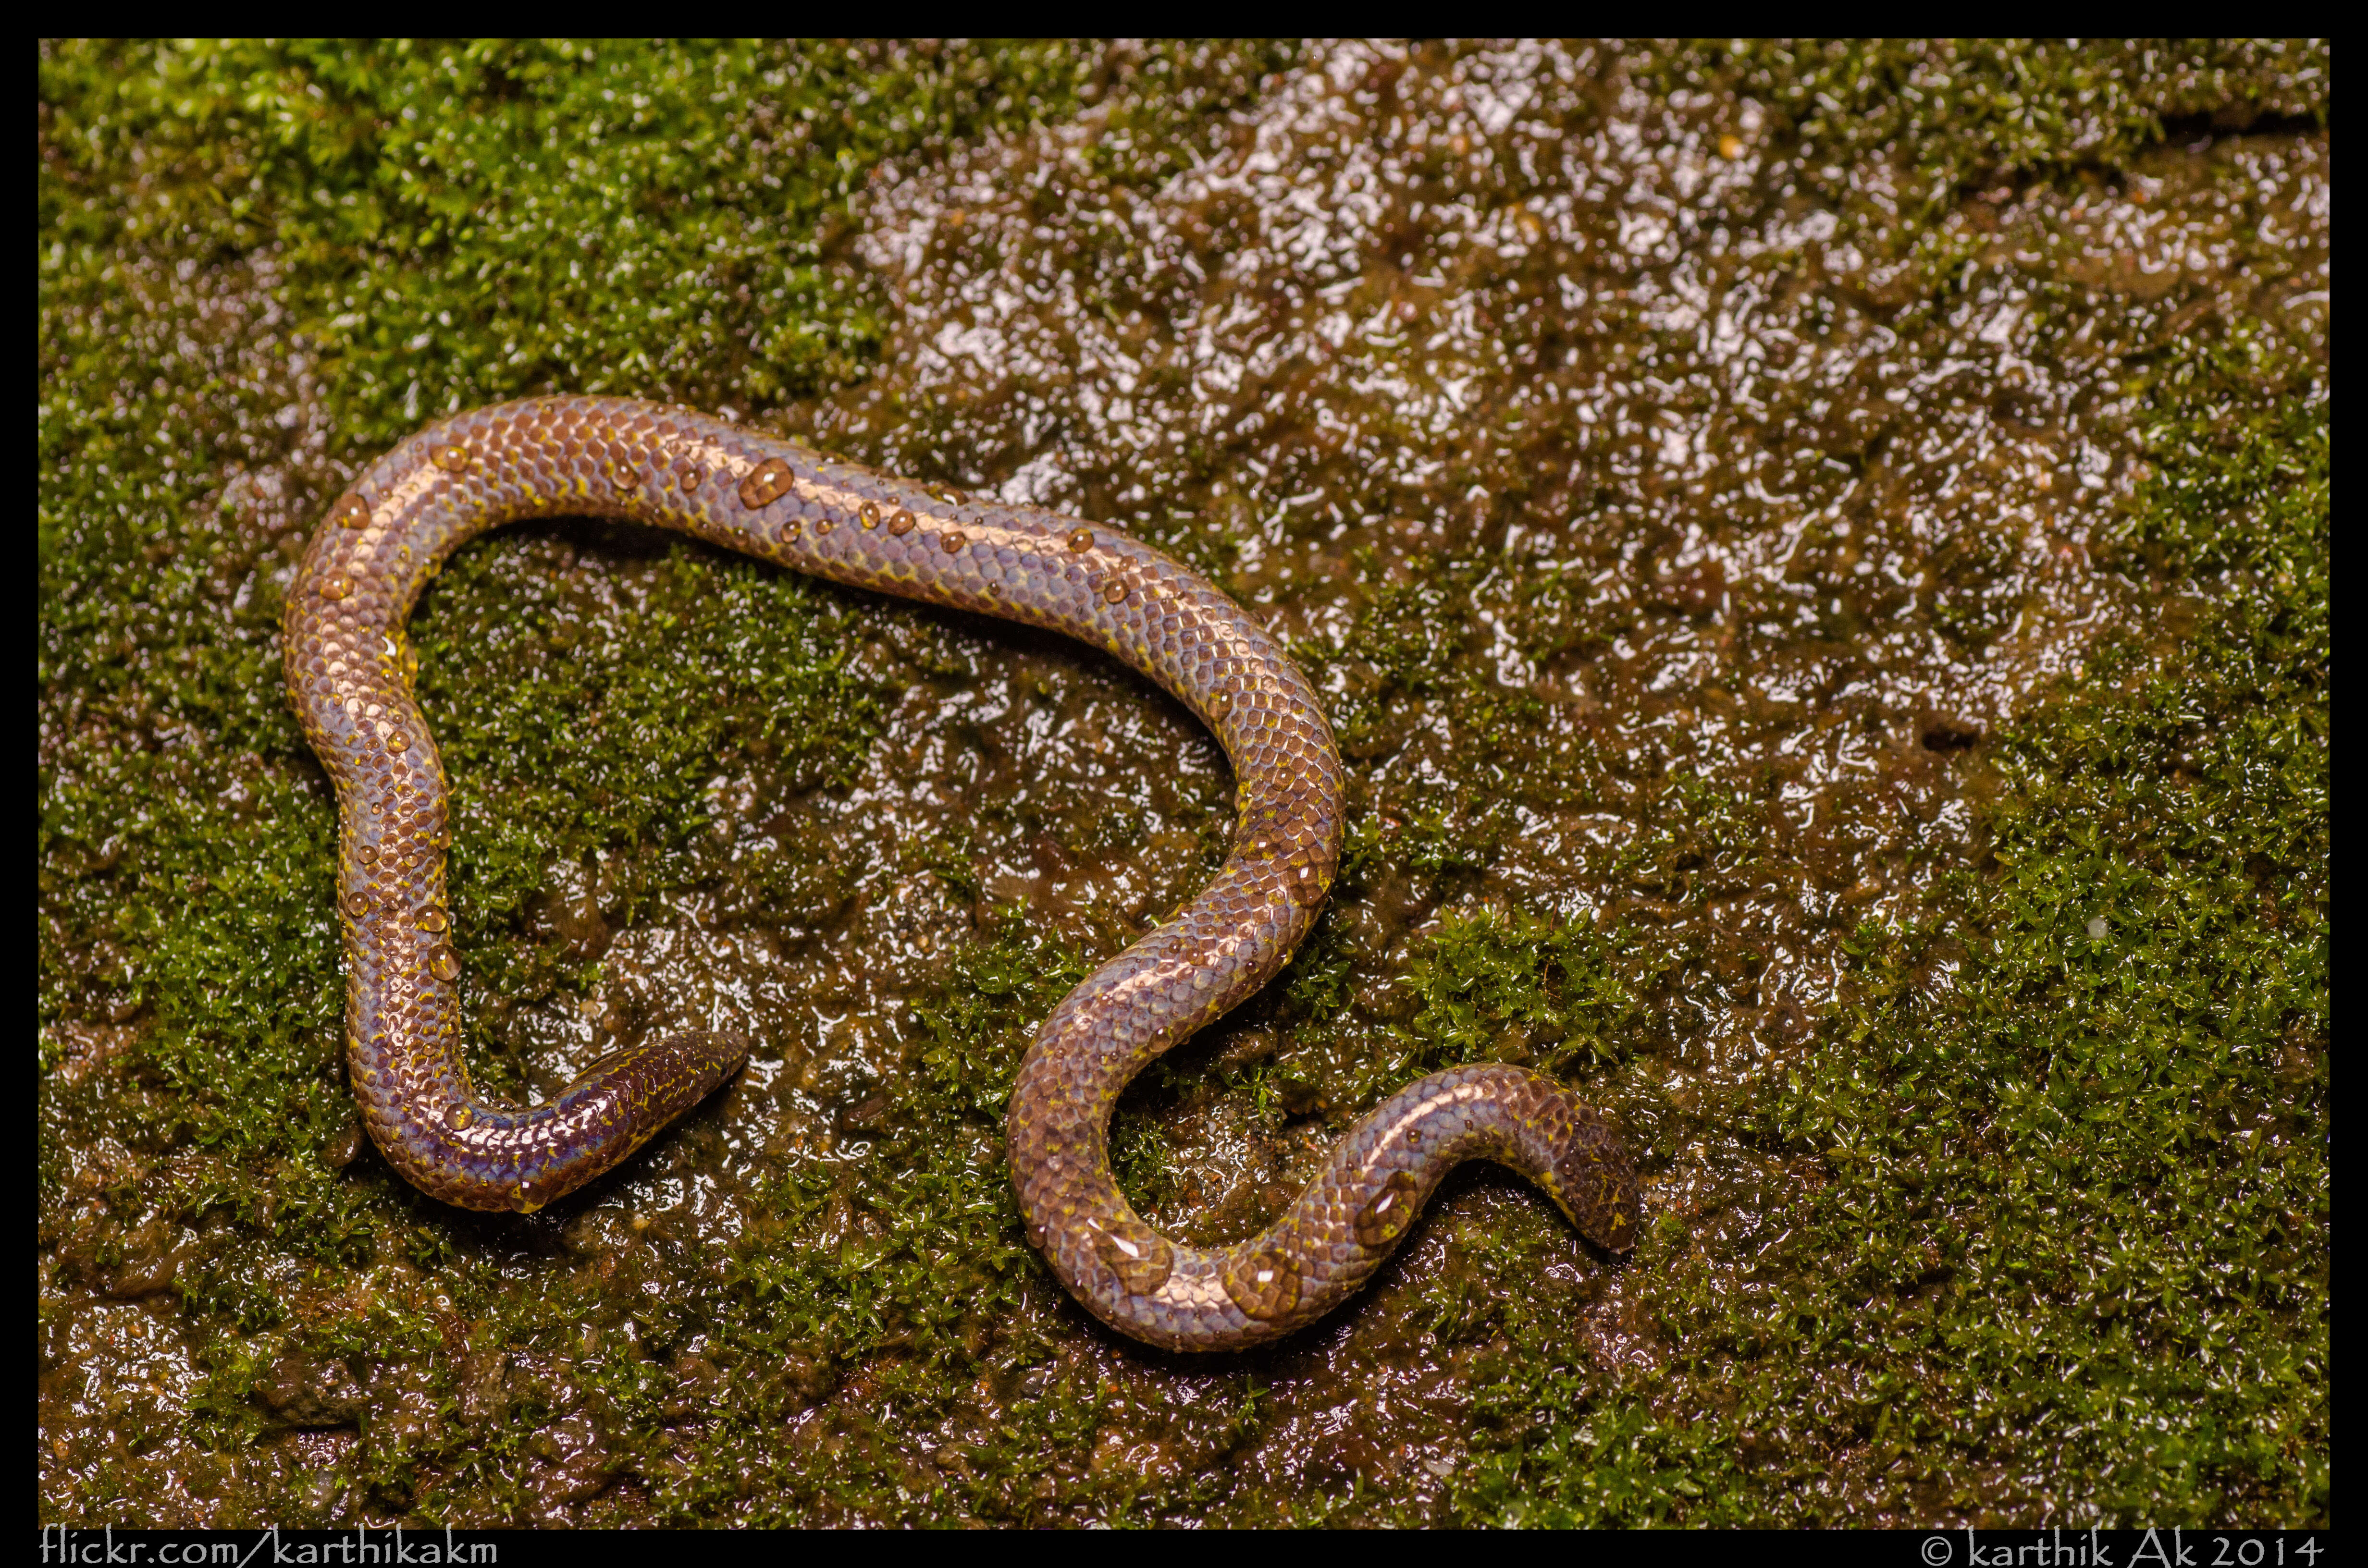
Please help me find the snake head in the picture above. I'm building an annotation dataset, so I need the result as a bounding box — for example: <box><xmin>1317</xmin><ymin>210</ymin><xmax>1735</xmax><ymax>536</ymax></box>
<box><xmin>1545</xmin><ymin>1105</ymin><xmax>1641</xmax><ymax>1253</ymax></box>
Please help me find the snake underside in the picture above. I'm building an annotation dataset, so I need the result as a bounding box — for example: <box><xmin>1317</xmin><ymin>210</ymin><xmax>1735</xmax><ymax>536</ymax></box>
<box><xmin>284</xmin><ymin>395</ymin><xmax>1640</xmax><ymax>1351</ymax></box>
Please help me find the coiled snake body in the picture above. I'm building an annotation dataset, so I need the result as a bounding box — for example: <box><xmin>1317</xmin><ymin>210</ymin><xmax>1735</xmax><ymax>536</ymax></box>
<box><xmin>285</xmin><ymin>396</ymin><xmax>1639</xmax><ymax>1351</ymax></box>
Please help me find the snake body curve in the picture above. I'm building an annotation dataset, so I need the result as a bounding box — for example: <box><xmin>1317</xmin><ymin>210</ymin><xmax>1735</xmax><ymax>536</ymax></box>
<box><xmin>285</xmin><ymin>395</ymin><xmax>1639</xmax><ymax>1351</ymax></box>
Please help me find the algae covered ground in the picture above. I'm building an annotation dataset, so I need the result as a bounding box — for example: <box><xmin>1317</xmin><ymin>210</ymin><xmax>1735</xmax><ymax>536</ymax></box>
<box><xmin>39</xmin><ymin>40</ymin><xmax>2327</xmax><ymax>1526</ymax></box>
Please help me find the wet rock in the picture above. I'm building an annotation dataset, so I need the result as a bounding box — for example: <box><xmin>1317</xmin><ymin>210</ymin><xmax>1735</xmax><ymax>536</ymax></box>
<box><xmin>100</xmin><ymin>1215</ymin><xmax>190</xmax><ymax>1299</ymax></box>
<box><xmin>254</xmin><ymin>1355</ymin><xmax>367</xmax><ymax>1429</ymax></box>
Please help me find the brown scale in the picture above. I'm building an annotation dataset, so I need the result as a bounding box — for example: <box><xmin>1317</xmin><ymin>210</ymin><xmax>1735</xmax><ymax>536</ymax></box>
<box><xmin>284</xmin><ymin>395</ymin><xmax>1640</xmax><ymax>1350</ymax></box>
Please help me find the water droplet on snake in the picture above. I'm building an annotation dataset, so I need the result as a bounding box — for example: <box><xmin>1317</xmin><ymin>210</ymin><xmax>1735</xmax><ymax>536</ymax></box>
<box><xmin>859</xmin><ymin>502</ymin><xmax>880</xmax><ymax>528</ymax></box>
<box><xmin>943</xmin><ymin>531</ymin><xmax>966</xmax><ymax>553</ymax></box>
<box><xmin>888</xmin><ymin>510</ymin><xmax>915</xmax><ymax>536</ymax></box>
<box><xmin>319</xmin><ymin>571</ymin><xmax>354</xmax><ymax>602</ymax></box>
<box><xmin>1222</xmin><ymin>1246</ymin><xmax>1302</xmax><ymax>1321</ymax></box>
<box><xmin>1103</xmin><ymin>580</ymin><xmax>1128</xmax><ymax>603</ymax></box>
<box><xmin>1093</xmin><ymin>1224</ymin><xmax>1174</xmax><ymax>1295</ymax></box>
<box><xmin>416</xmin><ymin>908</ymin><xmax>449</xmax><ymax>933</ymax></box>
<box><xmin>430</xmin><ymin>443</ymin><xmax>469</xmax><ymax>473</ymax></box>
<box><xmin>1354</xmin><ymin>1169</ymin><xmax>1424</xmax><ymax>1249</ymax></box>
<box><xmin>429</xmin><ymin>949</ymin><xmax>461</xmax><ymax>982</ymax></box>
<box><xmin>737</xmin><ymin>458</ymin><xmax>794</xmax><ymax>509</ymax></box>
<box><xmin>333</xmin><ymin>495</ymin><xmax>370</xmax><ymax>528</ymax></box>
<box><xmin>1067</xmin><ymin>527</ymin><xmax>1094</xmax><ymax>551</ymax></box>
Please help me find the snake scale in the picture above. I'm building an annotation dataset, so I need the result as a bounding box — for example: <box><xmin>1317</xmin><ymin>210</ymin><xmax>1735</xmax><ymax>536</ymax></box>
<box><xmin>284</xmin><ymin>395</ymin><xmax>1640</xmax><ymax>1351</ymax></box>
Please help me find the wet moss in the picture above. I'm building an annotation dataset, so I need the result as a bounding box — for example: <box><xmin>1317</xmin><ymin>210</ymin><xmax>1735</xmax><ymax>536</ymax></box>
<box><xmin>1638</xmin><ymin>39</ymin><xmax>2330</xmax><ymax>275</ymax></box>
<box><xmin>1454</xmin><ymin>328</ymin><xmax>2328</xmax><ymax>1524</ymax></box>
<box><xmin>41</xmin><ymin>39</ymin><xmax>2326</xmax><ymax>1526</ymax></box>
<box><xmin>411</xmin><ymin>528</ymin><xmax>885</xmax><ymax>1052</ymax></box>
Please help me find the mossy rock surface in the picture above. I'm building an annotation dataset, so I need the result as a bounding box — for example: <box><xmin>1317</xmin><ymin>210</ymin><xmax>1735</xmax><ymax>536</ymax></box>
<box><xmin>40</xmin><ymin>40</ymin><xmax>2326</xmax><ymax>1525</ymax></box>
